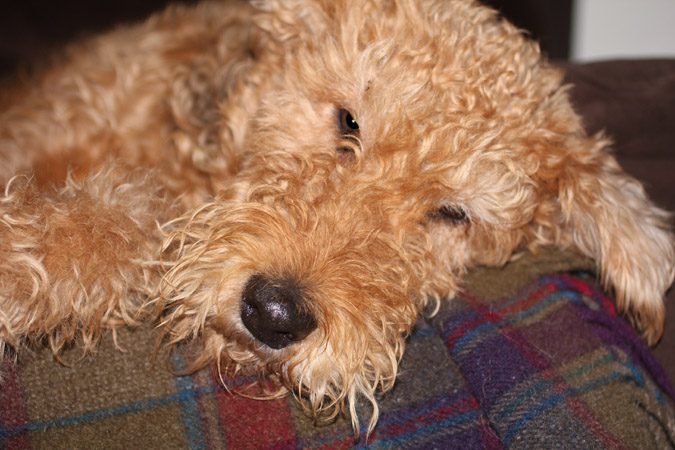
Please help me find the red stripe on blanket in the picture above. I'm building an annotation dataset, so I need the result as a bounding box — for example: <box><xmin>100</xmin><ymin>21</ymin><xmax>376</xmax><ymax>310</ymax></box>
<box><xmin>499</xmin><ymin>281</ymin><xmax>558</xmax><ymax>315</ymax></box>
<box><xmin>0</xmin><ymin>360</ymin><xmax>30</xmax><ymax>449</ymax></box>
<box><xmin>217</xmin><ymin>388</ymin><xmax>296</xmax><ymax>449</ymax></box>
<box><xmin>562</xmin><ymin>274</ymin><xmax>618</xmax><ymax>316</ymax></box>
<box><xmin>446</xmin><ymin>282</ymin><xmax>558</xmax><ymax>345</ymax></box>
<box><xmin>479</xmin><ymin>415</ymin><xmax>505</xmax><ymax>450</ymax></box>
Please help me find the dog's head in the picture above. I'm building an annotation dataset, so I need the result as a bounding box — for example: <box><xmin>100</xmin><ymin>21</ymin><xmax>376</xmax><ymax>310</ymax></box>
<box><xmin>159</xmin><ymin>0</ymin><xmax>674</xmax><ymax>432</ymax></box>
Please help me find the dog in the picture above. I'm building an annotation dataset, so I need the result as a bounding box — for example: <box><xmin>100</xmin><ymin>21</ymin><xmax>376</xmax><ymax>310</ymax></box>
<box><xmin>1</xmin><ymin>0</ymin><xmax>673</xmax><ymax>433</ymax></box>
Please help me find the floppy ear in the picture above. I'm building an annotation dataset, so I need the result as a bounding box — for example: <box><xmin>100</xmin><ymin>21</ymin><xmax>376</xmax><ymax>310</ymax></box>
<box><xmin>538</xmin><ymin>131</ymin><xmax>674</xmax><ymax>344</ymax></box>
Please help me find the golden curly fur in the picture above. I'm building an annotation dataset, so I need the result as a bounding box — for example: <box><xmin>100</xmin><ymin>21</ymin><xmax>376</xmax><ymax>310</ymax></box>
<box><xmin>1</xmin><ymin>0</ymin><xmax>673</xmax><ymax>432</ymax></box>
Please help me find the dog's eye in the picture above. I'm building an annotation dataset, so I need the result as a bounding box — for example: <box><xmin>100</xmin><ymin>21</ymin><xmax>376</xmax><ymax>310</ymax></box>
<box><xmin>337</xmin><ymin>108</ymin><xmax>359</xmax><ymax>135</ymax></box>
<box><xmin>427</xmin><ymin>205</ymin><xmax>469</xmax><ymax>224</ymax></box>
<box><xmin>336</xmin><ymin>108</ymin><xmax>360</xmax><ymax>163</ymax></box>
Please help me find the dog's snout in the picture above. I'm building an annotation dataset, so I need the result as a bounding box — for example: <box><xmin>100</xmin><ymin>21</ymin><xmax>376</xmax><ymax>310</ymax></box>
<box><xmin>240</xmin><ymin>274</ymin><xmax>317</xmax><ymax>349</ymax></box>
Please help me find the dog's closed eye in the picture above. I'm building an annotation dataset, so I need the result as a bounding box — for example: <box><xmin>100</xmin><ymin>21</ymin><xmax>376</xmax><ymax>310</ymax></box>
<box><xmin>427</xmin><ymin>204</ymin><xmax>469</xmax><ymax>225</ymax></box>
<box><xmin>336</xmin><ymin>108</ymin><xmax>360</xmax><ymax>163</ymax></box>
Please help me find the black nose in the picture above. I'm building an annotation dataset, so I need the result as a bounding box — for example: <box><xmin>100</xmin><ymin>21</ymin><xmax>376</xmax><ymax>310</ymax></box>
<box><xmin>240</xmin><ymin>274</ymin><xmax>317</xmax><ymax>349</ymax></box>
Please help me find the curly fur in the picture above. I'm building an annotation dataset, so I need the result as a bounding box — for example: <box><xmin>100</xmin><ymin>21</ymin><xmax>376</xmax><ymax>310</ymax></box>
<box><xmin>1</xmin><ymin>0</ymin><xmax>673</xmax><ymax>433</ymax></box>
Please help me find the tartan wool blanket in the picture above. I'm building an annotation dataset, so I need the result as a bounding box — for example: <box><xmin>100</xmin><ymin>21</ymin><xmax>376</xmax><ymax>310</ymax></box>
<box><xmin>2</xmin><ymin>251</ymin><xmax>674</xmax><ymax>449</ymax></box>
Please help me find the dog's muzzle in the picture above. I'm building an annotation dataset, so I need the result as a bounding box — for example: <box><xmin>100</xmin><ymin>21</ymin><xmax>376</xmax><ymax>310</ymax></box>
<box><xmin>240</xmin><ymin>274</ymin><xmax>317</xmax><ymax>349</ymax></box>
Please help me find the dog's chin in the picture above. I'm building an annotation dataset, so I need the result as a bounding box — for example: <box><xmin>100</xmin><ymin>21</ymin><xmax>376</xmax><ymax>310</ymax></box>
<box><xmin>282</xmin><ymin>339</ymin><xmax>402</xmax><ymax>434</ymax></box>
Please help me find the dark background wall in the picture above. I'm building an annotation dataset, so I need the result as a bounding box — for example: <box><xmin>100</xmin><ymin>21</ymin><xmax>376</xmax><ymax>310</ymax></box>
<box><xmin>484</xmin><ymin>0</ymin><xmax>573</xmax><ymax>59</ymax></box>
<box><xmin>0</xmin><ymin>0</ymin><xmax>573</xmax><ymax>76</ymax></box>
<box><xmin>0</xmin><ymin>0</ymin><xmax>179</xmax><ymax>75</ymax></box>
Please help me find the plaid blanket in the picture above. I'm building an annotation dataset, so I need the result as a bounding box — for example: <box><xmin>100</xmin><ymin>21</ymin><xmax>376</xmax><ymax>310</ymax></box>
<box><xmin>2</xmin><ymin>251</ymin><xmax>674</xmax><ymax>449</ymax></box>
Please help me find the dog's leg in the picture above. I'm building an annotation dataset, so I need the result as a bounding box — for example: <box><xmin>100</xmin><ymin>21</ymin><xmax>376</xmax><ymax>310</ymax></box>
<box><xmin>0</xmin><ymin>165</ymin><xmax>167</xmax><ymax>355</ymax></box>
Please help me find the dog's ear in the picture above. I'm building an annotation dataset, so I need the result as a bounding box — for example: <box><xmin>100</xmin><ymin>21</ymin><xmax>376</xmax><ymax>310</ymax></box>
<box><xmin>532</xmin><ymin>129</ymin><xmax>674</xmax><ymax>344</ymax></box>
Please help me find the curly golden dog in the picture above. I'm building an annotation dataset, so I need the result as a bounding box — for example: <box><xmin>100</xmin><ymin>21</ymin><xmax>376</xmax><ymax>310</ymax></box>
<box><xmin>1</xmin><ymin>0</ymin><xmax>673</xmax><ymax>432</ymax></box>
